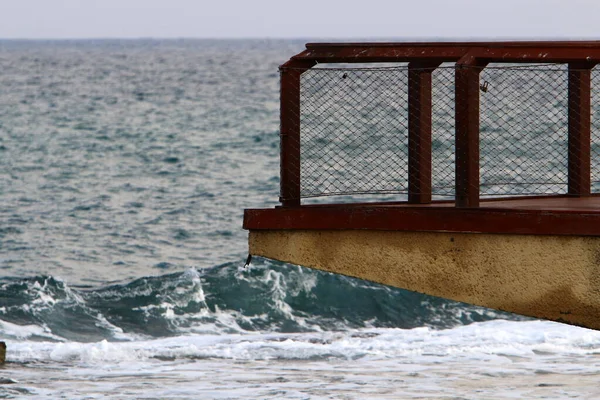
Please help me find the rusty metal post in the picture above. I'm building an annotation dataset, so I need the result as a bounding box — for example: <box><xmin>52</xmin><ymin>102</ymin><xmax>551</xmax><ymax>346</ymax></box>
<box><xmin>408</xmin><ymin>62</ymin><xmax>440</xmax><ymax>204</ymax></box>
<box><xmin>279</xmin><ymin>61</ymin><xmax>315</xmax><ymax>207</ymax></box>
<box><xmin>455</xmin><ymin>56</ymin><xmax>486</xmax><ymax>208</ymax></box>
<box><xmin>568</xmin><ymin>63</ymin><xmax>593</xmax><ymax>197</ymax></box>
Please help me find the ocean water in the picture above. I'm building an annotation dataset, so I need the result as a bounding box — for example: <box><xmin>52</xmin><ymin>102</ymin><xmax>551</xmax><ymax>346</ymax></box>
<box><xmin>1</xmin><ymin>39</ymin><xmax>600</xmax><ymax>399</ymax></box>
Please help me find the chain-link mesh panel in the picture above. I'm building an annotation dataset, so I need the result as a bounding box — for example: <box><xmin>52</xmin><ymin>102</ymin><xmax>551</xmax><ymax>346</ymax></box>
<box><xmin>431</xmin><ymin>65</ymin><xmax>456</xmax><ymax>198</ymax></box>
<box><xmin>299</xmin><ymin>64</ymin><xmax>457</xmax><ymax>200</ymax></box>
<box><xmin>479</xmin><ymin>64</ymin><xmax>569</xmax><ymax>196</ymax></box>
<box><xmin>296</xmin><ymin>63</ymin><xmax>592</xmax><ymax>202</ymax></box>
<box><xmin>300</xmin><ymin>65</ymin><xmax>410</xmax><ymax>198</ymax></box>
<box><xmin>592</xmin><ymin>66</ymin><xmax>600</xmax><ymax>193</ymax></box>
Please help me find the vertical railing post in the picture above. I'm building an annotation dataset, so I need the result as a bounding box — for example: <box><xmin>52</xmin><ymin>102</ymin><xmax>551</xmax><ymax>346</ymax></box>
<box><xmin>568</xmin><ymin>62</ymin><xmax>594</xmax><ymax>197</ymax></box>
<box><xmin>408</xmin><ymin>62</ymin><xmax>440</xmax><ymax>204</ymax></box>
<box><xmin>455</xmin><ymin>55</ymin><xmax>486</xmax><ymax>208</ymax></box>
<box><xmin>279</xmin><ymin>60</ymin><xmax>315</xmax><ymax>207</ymax></box>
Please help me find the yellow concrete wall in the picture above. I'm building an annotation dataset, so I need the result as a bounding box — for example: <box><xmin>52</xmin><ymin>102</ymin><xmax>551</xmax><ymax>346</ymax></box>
<box><xmin>249</xmin><ymin>230</ymin><xmax>600</xmax><ymax>330</ymax></box>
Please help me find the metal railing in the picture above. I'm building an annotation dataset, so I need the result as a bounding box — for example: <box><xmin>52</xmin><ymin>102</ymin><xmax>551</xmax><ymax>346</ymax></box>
<box><xmin>279</xmin><ymin>42</ymin><xmax>600</xmax><ymax>207</ymax></box>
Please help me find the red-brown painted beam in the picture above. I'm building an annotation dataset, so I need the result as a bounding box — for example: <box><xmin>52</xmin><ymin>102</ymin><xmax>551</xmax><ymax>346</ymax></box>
<box><xmin>279</xmin><ymin>60</ymin><xmax>315</xmax><ymax>207</ymax></box>
<box><xmin>243</xmin><ymin>205</ymin><xmax>600</xmax><ymax>236</ymax></box>
<box><xmin>408</xmin><ymin>62</ymin><xmax>440</xmax><ymax>204</ymax></box>
<box><xmin>568</xmin><ymin>63</ymin><xmax>594</xmax><ymax>197</ymax></box>
<box><xmin>475</xmin><ymin>48</ymin><xmax>600</xmax><ymax>64</ymax></box>
<box><xmin>293</xmin><ymin>45</ymin><xmax>469</xmax><ymax>64</ymax></box>
<box><xmin>455</xmin><ymin>55</ymin><xmax>487</xmax><ymax>208</ymax></box>
<box><xmin>306</xmin><ymin>41</ymin><xmax>600</xmax><ymax>49</ymax></box>
<box><xmin>293</xmin><ymin>42</ymin><xmax>600</xmax><ymax>64</ymax></box>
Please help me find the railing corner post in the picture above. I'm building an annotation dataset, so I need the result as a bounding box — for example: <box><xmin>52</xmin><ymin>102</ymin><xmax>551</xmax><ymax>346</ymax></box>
<box><xmin>408</xmin><ymin>62</ymin><xmax>441</xmax><ymax>204</ymax></box>
<box><xmin>279</xmin><ymin>60</ymin><xmax>315</xmax><ymax>207</ymax></box>
<box><xmin>568</xmin><ymin>62</ymin><xmax>595</xmax><ymax>197</ymax></box>
<box><xmin>455</xmin><ymin>55</ymin><xmax>486</xmax><ymax>208</ymax></box>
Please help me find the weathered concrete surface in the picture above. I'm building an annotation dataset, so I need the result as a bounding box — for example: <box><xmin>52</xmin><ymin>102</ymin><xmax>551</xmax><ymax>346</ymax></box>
<box><xmin>249</xmin><ymin>230</ymin><xmax>600</xmax><ymax>330</ymax></box>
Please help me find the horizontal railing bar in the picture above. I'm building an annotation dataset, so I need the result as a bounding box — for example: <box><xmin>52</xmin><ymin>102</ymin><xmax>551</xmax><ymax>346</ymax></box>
<box><xmin>277</xmin><ymin>194</ymin><xmax>590</xmax><ymax>209</ymax></box>
<box><xmin>306</xmin><ymin>41</ymin><xmax>600</xmax><ymax>49</ymax></box>
<box><xmin>244</xmin><ymin>205</ymin><xmax>600</xmax><ymax>235</ymax></box>
<box><xmin>293</xmin><ymin>42</ymin><xmax>600</xmax><ymax>65</ymax></box>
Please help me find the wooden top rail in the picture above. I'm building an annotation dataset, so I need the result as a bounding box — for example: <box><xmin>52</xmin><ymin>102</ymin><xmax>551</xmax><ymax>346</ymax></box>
<box><xmin>283</xmin><ymin>41</ymin><xmax>600</xmax><ymax>66</ymax></box>
<box><xmin>306</xmin><ymin>41</ymin><xmax>600</xmax><ymax>47</ymax></box>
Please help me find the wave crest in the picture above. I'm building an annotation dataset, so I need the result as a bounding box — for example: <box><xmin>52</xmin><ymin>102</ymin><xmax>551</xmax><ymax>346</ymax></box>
<box><xmin>0</xmin><ymin>258</ymin><xmax>519</xmax><ymax>342</ymax></box>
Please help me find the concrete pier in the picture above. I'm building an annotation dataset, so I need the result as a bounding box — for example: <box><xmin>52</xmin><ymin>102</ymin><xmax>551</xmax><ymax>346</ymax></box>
<box><xmin>244</xmin><ymin>41</ymin><xmax>600</xmax><ymax>330</ymax></box>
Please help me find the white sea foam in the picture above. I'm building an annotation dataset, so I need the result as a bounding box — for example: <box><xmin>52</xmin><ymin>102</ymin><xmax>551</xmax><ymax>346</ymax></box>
<box><xmin>0</xmin><ymin>319</ymin><xmax>64</xmax><ymax>342</ymax></box>
<box><xmin>5</xmin><ymin>319</ymin><xmax>600</xmax><ymax>364</ymax></box>
<box><xmin>5</xmin><ymin>319</ymin><xmax>600</xmax><ymax>399</ymax></box>
<box><xmin>93</xmin><ymin>313</ymin><xmax>136</xmax><ymax>341</ymax></box>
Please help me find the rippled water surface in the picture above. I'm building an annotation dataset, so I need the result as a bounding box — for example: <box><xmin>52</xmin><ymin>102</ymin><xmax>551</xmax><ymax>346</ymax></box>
<box><xmin>0</xmin><ymin>39</ymin><xmax>288</xmax><ymax>284</ymax></box>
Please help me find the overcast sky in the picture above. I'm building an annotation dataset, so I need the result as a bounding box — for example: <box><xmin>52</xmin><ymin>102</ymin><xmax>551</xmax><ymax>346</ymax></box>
<box><xmin>1</xmin><ymin>0</ymin><xmax>600</xmax><ymax>40</ymax></box>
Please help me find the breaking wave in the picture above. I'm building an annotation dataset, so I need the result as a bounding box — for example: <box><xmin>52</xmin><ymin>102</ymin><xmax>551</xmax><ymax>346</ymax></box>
<box><xmin>0</xmin><ymin>257</ymin><xmax>518</xmax><ymax>343</ymax></box>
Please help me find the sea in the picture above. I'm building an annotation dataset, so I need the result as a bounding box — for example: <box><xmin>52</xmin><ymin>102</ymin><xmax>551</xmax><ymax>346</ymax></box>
<box><xmin>1</xmin><ymin>39</ymin><xmax>600</xmax><ymax>399</ymax></box>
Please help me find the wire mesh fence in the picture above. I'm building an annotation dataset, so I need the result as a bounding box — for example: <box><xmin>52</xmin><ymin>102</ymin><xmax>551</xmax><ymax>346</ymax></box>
<box><xmin>297</xmin><ymin>63</ymin><xmax>459</xmax><ymax>201</ymax></box>
<box><xmin>431</xmin><ymin>65</ymin><xmax>456</xmax><ymax>198</ymax></box>
<box><xmin>300</xmin><ymin>64</ymin><xmax>410</xmax><ymax>199</ymax></box>
<box><xmin>479</xmin><ymin>64</ymin><xmax>569</xmax><ymax>196</ymax></box>
<box><xmin>298</xmin><ymin>64</ymin><xmax>458</xmax><ymax>201</ymax></box>
<box><xmin>592</xmin><ymin>66</ymin><xmax>600</xmax><ymax>193</ymax></box>
<box><xmin>289</xmin><ymin>63</ymin><xmax>600</xmax><ymax>202</ymax></box>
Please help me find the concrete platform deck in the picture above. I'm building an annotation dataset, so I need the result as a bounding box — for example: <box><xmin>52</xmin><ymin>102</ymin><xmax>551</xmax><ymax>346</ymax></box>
<box><xmin>244</xmin><ymin>195</ymin><xmax>600</xmax><ymax>236</ymax></box>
